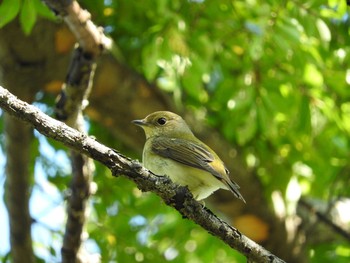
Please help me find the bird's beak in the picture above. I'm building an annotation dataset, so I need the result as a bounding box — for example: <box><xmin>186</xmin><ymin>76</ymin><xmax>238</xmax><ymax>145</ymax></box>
<box><xmin>132</xmin><ymin>119</ymin><xmax>148</xmax><ymax>126</ymax></box>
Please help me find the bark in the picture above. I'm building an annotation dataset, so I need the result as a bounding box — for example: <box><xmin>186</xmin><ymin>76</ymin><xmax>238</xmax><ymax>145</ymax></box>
<box><xmin>0</xmin><ymin>86</ymin><xmax>286</xmax><ymax>263</ymax></box>
<box><xmin>60</xmin><ymin>47</ymin><xmax>96</xmax><ymax>263</ymax></box>
<box><xmin>41</xmin><ymin>0</ymin><xmax>106</xmax><ymax>261</ymax></box>
<box><xmin>62</xmin><ymin>151</ymin><xmax>94</xmax><ymax>263</ymax></box>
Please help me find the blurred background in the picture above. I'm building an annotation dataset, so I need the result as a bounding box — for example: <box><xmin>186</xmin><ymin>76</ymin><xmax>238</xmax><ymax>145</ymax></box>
<box><xmin>0</xmin><ymin>0</ymin><xmax>349</xmax><ymax>262</ymax></box>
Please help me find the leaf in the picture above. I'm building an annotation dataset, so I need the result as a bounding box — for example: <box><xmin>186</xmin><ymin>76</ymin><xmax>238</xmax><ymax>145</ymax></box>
<box><xmin>249</xmin><ymin>36</ymin><xmax>264</xmax><ymax>60</ymax></box>
<box><xmin>142</xmin><ymin>42</ymin><xmax>160</xmax><ymax>81</ymax></box>
<box><xmin>0</xmin><ymin>0</ymin><xmax>21</xmax><ymax>28</ymax></box>
<box><xmin>257</xmin><ymin>100</ymin><xmax>269</xmax><ymax>136</ymax></box>
<box><xmin>316</xmin><ymin>18</ymin><xmax>331</xmax><ymax>42</ymax></box>
<box><xmin>33</xmin><ymin>0</ymin><xmax>56</xmax><ymax>21</ymax></box>
<box><xmin>19</xmin><ymin>0</ymin><xmax>37</xmax><ymax>35</ymax></box>
<box><xmin>236</xmin><ymin>106</ymin><xmax>258</xmax><ymax>145</ymax></box>
<box><xmin>297</xmin><ymin>95</ymin><xmax>311</xmax><ymax>134</ymax></box>
<box><xmin>303</xmin><ymin>63</ymin><xmax>324</xmax><ymax>87</ymax></box>
<box><xmin>182</xmin><ymin>55</ymin><xmax>208</xmax><ymax>103</ymax></box>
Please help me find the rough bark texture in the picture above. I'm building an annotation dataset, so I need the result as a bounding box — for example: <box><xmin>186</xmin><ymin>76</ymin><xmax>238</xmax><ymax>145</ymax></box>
<box><xmin>0</xmin><ymin>86</ymin><xmax>286</xmax><ymax>263</ymax></box>
<box><xmin>60</xmin><ymin>48</ymin><xmax>96</xmax><ymax>262</ymax></box>
<box><xmin>61</xmin><ymin>152</ymin><xmax>94</xmax><ymax>263</ymax></box>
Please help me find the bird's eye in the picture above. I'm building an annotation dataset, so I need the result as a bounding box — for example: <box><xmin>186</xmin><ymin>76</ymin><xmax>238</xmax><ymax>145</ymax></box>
<box><xmin>157</xmin><ymin>117</ymin><xmax>167</xmax><ymax>125</ymax></box>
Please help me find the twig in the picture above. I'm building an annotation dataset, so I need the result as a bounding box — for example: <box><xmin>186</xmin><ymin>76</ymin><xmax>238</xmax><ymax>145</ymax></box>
<box><xmin>299</xmin><ymin>199</ymin><xmax>350</xmax><ymax>241</ymax></box>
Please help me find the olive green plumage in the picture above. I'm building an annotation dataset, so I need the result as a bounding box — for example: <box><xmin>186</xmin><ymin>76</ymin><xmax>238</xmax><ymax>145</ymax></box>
<box><xmin>133</xmin><ymin>111</ymin><xmax>245</xmax><ymax>202</ymax></box>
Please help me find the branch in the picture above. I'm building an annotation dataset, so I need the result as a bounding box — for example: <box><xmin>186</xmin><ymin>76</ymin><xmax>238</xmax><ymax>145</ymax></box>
<box><xmin>52</xmin><ymin>6</ymin><xmax>98</xmax><ymax>263</ymax></box>
<box><xmin>299</xmin><ymin>199</ymin><xmax>350</xmax><ymax>241</ymax></box>
<box><xmin>41</xmin><ymin>1</ymin><xmax>109</xmax><ymax>261</ymax></box>
<box><xmin>58</xmin><ymin>47</ymin><xmax>96</xmax><ymax>263</ymax></box>
<box><xmin>42</xmin><ymin>0</ymin><xmax>111</xmax><ymax>57</ymax></box>
<box><xmin>0</xmin><ymin>86</ymin><xmax>286</xmax><ymax>263</ymax></box>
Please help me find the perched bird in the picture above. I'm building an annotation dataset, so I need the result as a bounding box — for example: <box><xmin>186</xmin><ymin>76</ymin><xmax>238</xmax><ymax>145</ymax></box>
<box><xmin>132</xmin><ymin>111</ymin><xmax>245</xmax><ymax>202</ymax></box>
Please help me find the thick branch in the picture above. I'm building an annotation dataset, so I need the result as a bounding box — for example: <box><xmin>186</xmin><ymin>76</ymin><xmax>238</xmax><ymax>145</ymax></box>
<box><xmin>0</xmin><ymin>87</ymin><xmax>286</xmax><ymax>263</ymax></box>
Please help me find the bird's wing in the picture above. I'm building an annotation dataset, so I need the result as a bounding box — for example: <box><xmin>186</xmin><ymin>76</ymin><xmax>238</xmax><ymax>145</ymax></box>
<box><xmin>151</xmin><ymin>137</ymin><xmax>245</xmax><ymax>199</ymax></box>
<box><xmin>152</xmin><ymin>137</ymin><xmax>216</xmax><ymax>173</ymax></box>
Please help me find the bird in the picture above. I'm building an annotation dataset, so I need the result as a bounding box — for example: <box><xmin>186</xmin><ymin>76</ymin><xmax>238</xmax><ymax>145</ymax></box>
<box><xmin>132</xmin><ymin>111</ymin><xmax>245</xmax><ymax>202</ymax></box>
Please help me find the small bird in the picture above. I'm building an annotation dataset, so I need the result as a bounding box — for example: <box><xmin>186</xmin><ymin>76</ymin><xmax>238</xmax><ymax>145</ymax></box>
<box><xmin>132</xmin><ymin>111</ymin><xmax>245</xmax><ymax>202</ymax></box>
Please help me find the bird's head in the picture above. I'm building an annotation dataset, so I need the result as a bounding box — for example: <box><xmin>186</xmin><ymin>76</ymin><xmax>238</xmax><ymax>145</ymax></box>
<box><xmin>132</xmin><ymin>111</ymin><xmax>194</xmax><ymax>139</ymax></box>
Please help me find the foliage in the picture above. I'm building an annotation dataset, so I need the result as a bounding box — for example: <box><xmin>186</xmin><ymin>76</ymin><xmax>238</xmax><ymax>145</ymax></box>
<box><xmin>86</xmin><ymin>0</ymin><xmax>350</xmax><ymax>207</ymax></box>
<box><xmin>82</xmin><ymin>0</ymin><xmax>350</xmax><ymax>261</ymax></box>
<box><xmin>1</xmin><ymin>0</ymin><xmax>350</xmax><ymax>262</ymax></box>
<box><xmin>0</xmin><ymin>0</ymin><xmax>55</xmax><ymax>34</ymax></box>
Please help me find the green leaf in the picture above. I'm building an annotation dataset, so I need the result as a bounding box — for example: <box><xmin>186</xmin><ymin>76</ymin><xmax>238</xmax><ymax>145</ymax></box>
<box><xmin>182</xmin><ymin>55</ymin><xmax>208</xmax><ymax>103</ymax></box>
<box><xmin>276</xmin><ymin>17</ymin><xmax>301</xmax><ymax>44</ymax></box>
<box><xmin>321</xmin><ymin>0</ymin><xmax>347</xmax><ymax>19</ymax></box>
<box><xmin>303</xmin><ymin>63</ymin><xmax>324</xmax><ymax>86</ymax></box>
<box><xmin>236</xmin><ymin>106</ymin><xmax>258</xmax><ymax>145</ymax></box>
<box><xmin>257</xmin><ymin>100</ymin><xmax>269</xmax><ymax>136</ymax></box>
<box><xmin>33</xmin><ymin>0</ymin><xmax>56</xmax><ymax>21</ymax></box>
<box><xmin>0</xmin><ymin>0</ymin><xmax>21</xmax><ymax>28</ymax></box>
<box><xmin>297</xmin><ymin>96</ymin><xmax>311</xmax><ymax>134</ymax></box>
<box><xmin>142</xmin><ymin>40</ymin><xmax>160</xmax><ymax>81</ymax></box>
<box><xmin>19</xmin><ymin>0</ymin><xmax>37</xmax><ymax>35</ymax></box>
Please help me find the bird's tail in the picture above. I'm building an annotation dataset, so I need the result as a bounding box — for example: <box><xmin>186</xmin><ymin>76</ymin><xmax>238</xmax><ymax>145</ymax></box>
<box><xmin>226</xmin><ymin>179</ymin><xmax>246</xmax><ymax>203</ymax></box>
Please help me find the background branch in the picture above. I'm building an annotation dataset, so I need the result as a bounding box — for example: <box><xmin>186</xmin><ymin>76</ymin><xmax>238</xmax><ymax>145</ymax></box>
<box><xmin>0</xmin><ymin>86</ymin><xmax>286</xmax><ymax>263</ymax></box>
<box><xmin>299</xmin><ymin>199</ymin><xmax>350</xmax><ymax>241</ymax></box>
<box><xmin>42</xmin><ymin>0</ymin><xmax>111</xmax><ymax>56</ymax></box>
<box><xmin>40</xmin><ymin>0</ymin><xmax>110</xmax><ymax>261</ymax></box>
<box><xmin>59</xmin><ymin>50</ymin><xmax>96</xmax><ymax>262</ymax></box>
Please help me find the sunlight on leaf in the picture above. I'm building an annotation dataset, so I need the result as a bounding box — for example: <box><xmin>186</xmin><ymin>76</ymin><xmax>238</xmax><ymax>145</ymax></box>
<box><xmin>303</xmin><ymin>63</ymin><xmax>324</xmax><ymax>86</ymax></box>
<box><xmin>20</xmin><ymin>0</ymin><xmax>37</xmax><ymax>35</ymax></box>
<box><xmin>0</xmin><ymin>0</ymin><xmax>20</xmax><ymax>28</ymax></box>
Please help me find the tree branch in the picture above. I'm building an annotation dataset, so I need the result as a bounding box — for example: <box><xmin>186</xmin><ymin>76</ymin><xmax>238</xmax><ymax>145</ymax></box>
<box><xmin>42</xmin><ymin>0</ymin><xmax>111</xmax><ymax>57</ymax></box>
<box><xmin>40</xmin><ymin>1</ymin><xmax>108</xmax><ymax>261</ymax></box>
<box><xmin>299</xmin><ymin>199</ymin><xmax>350</xmax><ymax>241</ymax></box>
<box><xmin>0</xmin><ymin>86</ymin><xmax>286</xmax><ymax>263</ymax></box>
<box><xmin>57</xmin><ymin>47</ymin><xmax>96</xmax><ymax>263</ymax></box>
